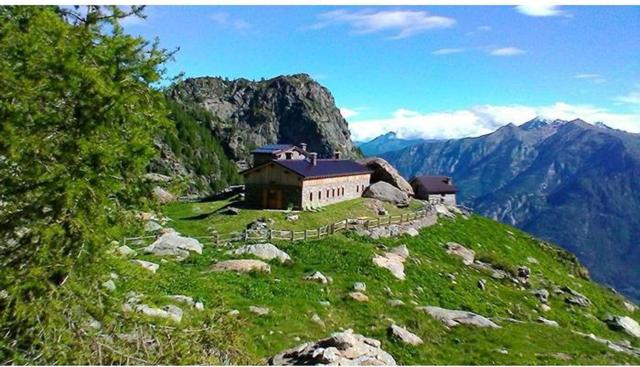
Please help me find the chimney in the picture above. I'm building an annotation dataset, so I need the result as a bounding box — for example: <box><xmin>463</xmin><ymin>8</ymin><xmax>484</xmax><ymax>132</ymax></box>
<box><xmin>285</xmin><ymin>152</ymin><xmax>292</xmax><ymax>160</ymax></box>
<box><xmin>444</xmin><ymin>177</ymin><xmax>451</xmax><ymax>184</ymax></box>
<box><xmin>309</xmin><ymin>152</ymin><xmax>317</xmax><ymax>166</ymax></box>
<box><xmin>334</xmin><ymin>151</ymin><xmax>341</xmax><ymax>159</ymax></box>
<box><xmin>300</xmin><ymin>143</ymin><xmax>307</xmax><ymax>151</ymax></box>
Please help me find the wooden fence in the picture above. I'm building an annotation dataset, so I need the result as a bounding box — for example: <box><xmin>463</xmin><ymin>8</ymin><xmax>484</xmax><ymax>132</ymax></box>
<box><xmin>123</xmin><ymin>208</ymin><xmax>432</xmax><ymax>248</ymax></box>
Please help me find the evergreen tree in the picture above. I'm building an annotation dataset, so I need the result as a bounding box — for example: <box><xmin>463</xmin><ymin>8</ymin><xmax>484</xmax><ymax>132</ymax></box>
<box><xmin>0</xmin><ymin>6</ymin><xmax>172</xmax><ymax>360</ymax></box>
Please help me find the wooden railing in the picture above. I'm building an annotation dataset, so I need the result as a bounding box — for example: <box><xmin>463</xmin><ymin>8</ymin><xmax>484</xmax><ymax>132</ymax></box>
<box><xmin>122</xmin><ymin>208</ymin><xmax>433</xmax><ymax>248</ymax></box>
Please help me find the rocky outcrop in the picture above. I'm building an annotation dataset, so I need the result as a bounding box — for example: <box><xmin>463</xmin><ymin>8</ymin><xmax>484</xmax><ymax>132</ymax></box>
<box><xmin>152</xmin><ymin>186</ymin><xmax>175</xmax><ymax>204</ymax></box>
<box><xmin>417</xmin><ymin>306</ymin><xmax>500</xmax><ymax>328</ymax></box>
<box><xmin>228</xmin><ymin>243</ymin><xmax>291</xmax><ymax>263</ymax></box>
<box><xmin>363</xmin><ymin>182</ymin><xmax>409</xmax><ymax>206</ymax></box>
<box><xmin>268</xmin><ymin>329</ymin><xmax>396</xmax><ymax>365</ymax></box>
<box><xmin>304</xmin><ymin>271</ymin><xmax>330</xmax><ymax>284</ymax></box>
<box><xmin>210</xmin><ymin>259</ymin><xmax>271</xmax><ymax>273</ymax></box>
<box><xmin>167</xmin><ymin>74</ymin><xmax>359</xmax><ymax>162</ymax></box>
<box><xmin>358</xmin><ymin>157</ymin><xmax>414</xmax><ymax>196</ymax></box>
<box><xmin>131</xmin><ymin>260</ymin><xmax>159</xmax><ymax>273</ymax></box>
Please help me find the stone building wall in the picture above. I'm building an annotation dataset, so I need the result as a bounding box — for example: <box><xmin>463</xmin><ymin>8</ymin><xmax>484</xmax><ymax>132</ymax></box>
<box><xmin>301</xmin><ymin>173</ymin><xmax>371</xmax><ymax>209</ymax></box>
<box><xmin>427</xmin><ymin>193</ymin><xmax>457</xmax><ymax>206</ymax></box>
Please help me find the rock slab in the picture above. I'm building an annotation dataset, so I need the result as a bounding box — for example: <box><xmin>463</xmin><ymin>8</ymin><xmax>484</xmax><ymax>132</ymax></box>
<box><xmin>268</xmin><ymin>329</ymin><xmax>396</xmax><ymax>365</ymax></box>
<box><xmin>417</xmin><ymin>306</ymin><xmax>500</xmax><ymax>328</ymax></box>
<box><xmin>373</xmin><ymin>245</ymin><xmax>410</xmax><ymax>280</ymax></box>
<box><xmin>388</xmin><ymin>324</ymin><xmax>423</xmax><ymax>345</ymax></box>
<box><xmin>144</xmin><ymin>231</ymin><xmax>203</xmax><ymax>258</ymax></box>
<box><xmin>210</xmin><ymin>259</ymin><xmax>271</xmax><ymax>273</ymax></box>
<box><xmin>228</xmin><ymin>243</ymin><xmax>291</xmax><ymax>263</ymax></box>
<box><xmin>363</xmin><ymin>182</ymin><xmax>410</xmax><ymax>206</ymax></box>
<box><xmin>358</xmin><ymin>157</ymin><xmax>414</xmax><ymax>196</ymax></box>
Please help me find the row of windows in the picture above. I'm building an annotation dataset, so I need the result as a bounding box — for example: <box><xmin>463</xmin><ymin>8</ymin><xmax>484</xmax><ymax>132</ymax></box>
<box><xmin>308</xmin><ymin>183</ymin><xmax>365</xmax><ymax>202</ymax></box>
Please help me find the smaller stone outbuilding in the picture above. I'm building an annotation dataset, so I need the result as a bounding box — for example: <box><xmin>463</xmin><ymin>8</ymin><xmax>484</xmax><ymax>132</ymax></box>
<box><xmin>410</xmin><ymin>176</ymin><xmax>457</xmax><ymax>205</ymax></box>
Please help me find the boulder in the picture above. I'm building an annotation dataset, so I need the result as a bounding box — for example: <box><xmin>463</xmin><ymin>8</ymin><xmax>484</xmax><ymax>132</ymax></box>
<box><xmin>144</xmin><ymin>231</ymin><xmax>203</xmax><ymax>258</ymax></box>
<box><xmin>304</xmin><ymin>271</ymin><xmax>330</xmax><ymax>284</ymax></box>
<box><xmin>311</xmin><ymin>313</ymin><xmax>325</xmax><ymax>327</ymax></box>
<box><xmin>131</xmin><ymin>259</ymin><xmax>159</xmax><ymax>273</ymax></box>
<box><xmin>349</xmin><ymin>292</ymin><xmax>369</xmax><ymax>302</ymax></box>
<box><xmin>537</xmin><ymin>317</ymin><xmax>559</xmax><ymax>327</ymax></box>
<box><xmin>353</xmin><ymin>282</ymin><xmax>367</xmax><ymax>292</ymax></box>
<box><xmin>373</xmin><ymin>245</ymin><xmax>409</xmax><ymax>280</ymax></box>
<box><xmin>517</xmin><ymin>266</ymin><xmax>531</xmax><ymax>282</ymax></box>
<box><xmin>532</xmin><ymin>289</ymin><xmax>550</xmax><ymax>304</ymax></box>
<box><xmin>446</xmin><ymin>242</ymin><xmax>475</xmax><ymax>265</ymax></box>
<box><xmin>144</xmin><ymin>220</ymin><xmax>162</xmax><ymax>233</ymax></box>
<box><xmin>362</xmin><ymin>182</ymin><xmax>409</xmax><ymax>206</ymax></box>
<box><xmin>358</xmin><ymin>157</ymin><xmax>414</xmax><ymax>196</ymax></box>
<box><xmin>285</xmin><ymin>213</ymin><xmax>299</xmax><ymax>221</ymax></box>
<box><xmin>416</xmin><ymin>306</ymin><xmax>500</xmax><ymax>328</ymax></box>
<box><xmin>404</xmin><ymin>227</ymin><xmax>419</xmax><ymax>237</ymax></box>
<box><xmin>116</xmin><ymin>245</ymin><xmax>137</xmax><ymax>258</ymax></box>
<box><xmin>152</xmin><ymin>186</ymin><xmax>176</xmax><ymax>204</ymax></box>
<box><xmin>624</xmin><ymin>301</ymin><xmax>637</xmax><ymax>313</ymax></box>
<box><xmin>388</xmin><ymin>324</ymin><xmax>423</xmax><ymax>345</ymax></box>
<box><xmin>210</xmin><ymin>259</ymin><xmax>271</xmax><ymax>273</ymax></box>
<box><xmin>228</xmin><ymin>243</ymin><xmax>291</xmax><ymax>263</ymax></box>
<box><xmin>434</xmin><ymin>204</ymin><xmax>455</xmax><ymax>218</ymax></box>
<box><xmin>563</xmin><ymin>287</ymin><xmax>591</xmax><ymax>307</ymax></box>
<box><xmin>249</xmin><ymin>306</ymin><xmax>270</xmax><ymax>316</ymax></box>
<box><xmin>136</xmin><ymin>304</ymin><xmax>183</xmax><ymax>323</ymax></box>
<box><xmin>606</xmin><ymin>315</ymin><xmax>640</xmax><ymax>338</ymax></box>
<box><xmin>387</xmin><ymin>299</ymin><xmax>405</xmax><ymax>307</ymax></box>
<box><xmin>102</xmin><ymin>280</ymin><xmax>116</xmax><ymax>292</ymax></box>
<box><xmin>268</xmin><ymin>329</ymin><xmax>396</xmax><ymax>365</ymax></box>
<box><xmin>540</xmin><ymin>304</ymin><xmax>551</xmax><ymax>312</ymax></box>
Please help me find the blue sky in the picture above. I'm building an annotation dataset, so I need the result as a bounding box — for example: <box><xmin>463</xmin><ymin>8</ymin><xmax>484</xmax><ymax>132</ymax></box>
<box><xmin>124</xmin><ymin>5</ymin><xmax>640</xmax><ymax>141</ymax></box>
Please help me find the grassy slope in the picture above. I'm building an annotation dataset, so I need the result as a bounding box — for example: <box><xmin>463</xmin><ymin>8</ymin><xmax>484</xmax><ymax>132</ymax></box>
<box><xmin>102</xmin><ymin>198</ymin><xmax>639</xmax><ymax>365</ymax></box>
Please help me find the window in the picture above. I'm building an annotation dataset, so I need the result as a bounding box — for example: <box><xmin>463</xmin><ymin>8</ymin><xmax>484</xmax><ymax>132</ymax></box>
<box><xmin>332</xmin><ymin>188</ymin><xmax>335</xmax><ymax>197</ymax></box>
<box><xmin>310</xmin><ymin>192</ymin><xmax>313</xmax><ymax>201</ymax></box>
<box><xmin>356</xmin><ymin>185</ymin><xmax>360</xmax><ymax>193</ymax></box>
<box><xmin>319</xmin><ymin>191</ymin><xmax>322</xmax><ymax>199</ymax></box>
<box><xmin>341</xmin><ymin>187</ymin><xmax>345</xmax><ymax>196</ymax></box>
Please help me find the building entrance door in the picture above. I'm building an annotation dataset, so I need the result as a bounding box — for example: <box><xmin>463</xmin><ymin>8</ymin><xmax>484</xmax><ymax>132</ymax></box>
<box><xmin>262</xmin><ymin>188</ymin><xmax>283</xmax><ymax>209</ymax></box>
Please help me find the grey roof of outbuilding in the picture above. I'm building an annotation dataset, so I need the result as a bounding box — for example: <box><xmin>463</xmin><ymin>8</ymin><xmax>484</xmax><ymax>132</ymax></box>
<box><xmin>251</xmin><ymin>144</ymin><xmax>297</xmax><ymax>154</ymax></box>
<box><xmin>410</xmin><ymin>176</ymin><xmax>458</xmax><ymax>194</ymax></box>
<box><xmin>242</xmin><ymin>158</ymin><xmax>371</xmax><ymax>179</ymax></box>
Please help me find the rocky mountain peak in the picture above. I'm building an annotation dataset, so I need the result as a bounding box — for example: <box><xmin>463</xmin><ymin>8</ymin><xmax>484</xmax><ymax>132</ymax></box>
<box><xmin>167</xmin><ymin>74</ymin><xmax>359</xmax><ymax>162</ymax></box>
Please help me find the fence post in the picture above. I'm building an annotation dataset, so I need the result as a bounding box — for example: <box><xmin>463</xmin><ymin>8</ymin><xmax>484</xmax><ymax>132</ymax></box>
<box><xmin>243</xmin><ymin>230</ymin><xmax>248</xmax><ymax>241</ymax></box>
<box><xmin>304</xmin><ymin>230</ymin><xmax>308</xmax><ymax>241</ymax></box>
<box><xmin>290</xmin><ymin>230</ymin><xmax>294</xmax><ymax>241</ymax></box>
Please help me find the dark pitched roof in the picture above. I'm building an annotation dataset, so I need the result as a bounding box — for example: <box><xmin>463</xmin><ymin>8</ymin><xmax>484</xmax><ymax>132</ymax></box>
<box><xmin>410</xmin><ymin>176</ymin><xmax>457</xmax><ymax>194</ymax></box>
<box><xmin>251</xmin><ymin>144</ymin><xmax>297</xmax><ymax>155</ymax></box>
<box><xmin>242</xmin><ymin>159</ymin><xmax>371</xmax><ymax>179</ymax></box>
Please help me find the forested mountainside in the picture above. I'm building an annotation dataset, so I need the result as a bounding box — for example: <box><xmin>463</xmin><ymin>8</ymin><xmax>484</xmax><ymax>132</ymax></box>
<box><xmin>383</xmin><ymin>118</ymin><xmax>640</xmax><ymax>301</ymax></box>
<box><xmin>166</xmin><ymin>74</ymin><xmax>360</xmax><ymax>163</ymax></box>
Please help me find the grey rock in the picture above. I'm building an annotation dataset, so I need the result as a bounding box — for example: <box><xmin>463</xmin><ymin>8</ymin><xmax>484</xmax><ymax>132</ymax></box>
<box><xmin>563</xmin><ymin>287</ymin><xmax>591</xmax><ymax>307</ymax></box>
<box><xmin>311</xmin><ymin>313</ymin><xmax>325</xmax><ymax>327</ymax></box>
<box><xmin>388</xmin><ymin>324</ymin><xmax>423</xmax><ymax>345</ymax></box>
<box><xmin>358</xmin><ymin>157</ymin><xmax>414</xmax><ymax>196</ymax></box>
<box><xmin>144</xmin><ymin>231</ymin><xmax>203</xmax><ymax>258</ymax></box>
<box><xmin>144</xmin><ymin>220</ymin><xmax>162</xmax><ymax>232</ymax></box>
<box><xmin>373</xmin><ymin>245</ymin><xmax>409</xmax><ymax>280</ymax></box>
<box><xmin>404</xmin><ymin>227</ymin><xmax>419</xmax><ymax>237</ymax></box>
<box><xmin>537</xmin><ymin>317</ymin><xmax>559</xmax><ymax>327</ymax></box>
<box><xmin>268</xmin><ymin>329</ymin><xmax>396</xmax><ymax>365</ymax></box>
<box><xmin>362</xmin><ymin>182</ymin><xmax>410</xmax><ymax>206</ymax></box>
<box><xmin>349</xmin><ymin>292</ymin><xmax>369</xmax><ymax>302</ymax></box>
<box><xmin>532</xmin><ymin>289</ymin><xmax>550</xmax><ymax>304</ymax></box>
<box><xmin>446</xmin><ymin>242</ymin><xmax>475</xmax><ymax>265</ymax></box>
<box><xmin>478</xmin><ymin>279</ymin><xmax>486</xmax><ymax>290</ymax></box>
<box><xmin>102</xmin><ymin>280</ymin><xmax>116</xmax><ymax>292</ymax></box>
<box><xmin>116</xmin><ymin>245</ymin><xmax>137</xmax><ymax>258</ymax></box>
<box><xmin>220</xmin><ymin>206</ymin><xmax>240</xmax><ymax>215</ymax></box>
<box><xmin>416</xmin><ymin>306</ymin><xmax>500</xmax><ymax>328</ymax></box>
<box><xmin>227</xmin><ymin>309</ymin><xmax>240</xmax><ymax>316</ymax></box>
<box><xmin>353</xmin><ymin>282</ymin><xmax>367</xmax><ymax>292</ymax></box>
<box><xmin>387</xmin><ymin>299</ymin><xmax>405</xmax><ymax>307</ymax></box>
<box><xmin>131</xmin><ymin>259</ymin><xmax>159</xmax><ymax>273</ymax></box>
<box><xmin>210</xmin><ymin>259</ymin><xmax>271</xmax><ymax>273</ymax></box>
<box><xmin>135</xmin><ymin>304</ymin><xmax>183</xmax><ymax>323</ymax></box>
<box><xmin>249</xmin><ymin>306</ymin><xmax>270</xmax><ymax>316</ymax></box>
<box><xmin>304</xmin><ymin>271</ymin><xmax>330</xmax><ymax>284</ymax></box>
<box><xmin>624</xmin><ymin>301</ymin><xmax>637</xmax><ymax>313</ymax></box>
<box><xmin>152</xmin><ymin>186</ymin><xmax>175</xmax><ymax>204</ymax></box>
<box><xmin>228</xmin><ymin>243</ymin><xmax>291</xmax><ymax>263</ymax></box>
<box><xmin>606</xmin><ymin>315</ymin><xmax>640</xmax><ymax>338</ymax></box>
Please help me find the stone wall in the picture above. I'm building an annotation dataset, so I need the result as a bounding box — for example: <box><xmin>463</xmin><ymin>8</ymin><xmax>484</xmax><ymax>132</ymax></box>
<box><xmin>301</xmin><ymin>173</ymin><xmax>371</xmax><ymax>209</ymax></box>
<box><xmin>428</xmin><ymin>193</ymin><xmax>456</xmax><ymax>206</ymax></box>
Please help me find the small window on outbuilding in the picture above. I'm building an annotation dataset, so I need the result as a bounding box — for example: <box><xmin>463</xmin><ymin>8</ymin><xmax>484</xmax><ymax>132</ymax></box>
<box><xmin>310</xmin><ymin>192</ymin><xmax>313</xmax><ymax>201</ymax></box>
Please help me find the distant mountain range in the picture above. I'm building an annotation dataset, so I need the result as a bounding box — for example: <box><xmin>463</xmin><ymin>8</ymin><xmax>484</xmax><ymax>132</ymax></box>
<box><xmin>383</xmin><ymin>117</ymin><xmax>640</xmax><ymax>301</ymax></box>
<box><xmin>356</xmin><ymin>132</ymin><xmax>427</xmax><ymax>156</ymax></box>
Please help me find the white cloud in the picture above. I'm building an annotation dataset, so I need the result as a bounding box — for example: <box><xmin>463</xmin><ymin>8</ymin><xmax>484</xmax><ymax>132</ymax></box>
<box><xmin>490</xmin><ymin>47</ymin><xmax>526</xmax><ymax>56</ymax></box>
<box><xmin>433</xmin><ymin>48</ymin><xmax>465</xmax><ymax>55</ymax></box>
<box><xmin>347</xmin><ymin>102</ymin><xmax>640</xmax><ymax>141</ymax></box>
<box><xmin>340</xmin><ymin>107</ymin><xmax>360</xmax><ymax>119</ymax></box>
<box><xmin>311</xmin><ymin>9</ymin><xmax>455</xmax><ymax>39</ymax></box>
<box><xmin>575</xmin><ymin>73</ymin><xmax>606</xmax><ymax>84</ymax></box>
<box><xmin>614</xmin><ymin>87</ymin><xmax>640</xmax><ymax>105</ymax></box>
<box><xmin>516</xmin><ymin>4</ymin><xmax>567</xmax><ymax>17</ymax></box>
<box><xmin>210</xmin><ymin>12</ymin><xmax>251</xmax><ymax>31</ymax></box>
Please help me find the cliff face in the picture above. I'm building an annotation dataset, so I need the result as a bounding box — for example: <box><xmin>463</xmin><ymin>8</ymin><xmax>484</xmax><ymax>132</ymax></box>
<box><xmin>383</xmin><ymin>118</ymin><xmax>640</xmax><ymax>301</ymax></box>
<box><xmin>167</xmin><ymin>74</ymin><xmax>360</xmax><ymax>163</ymax></box>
